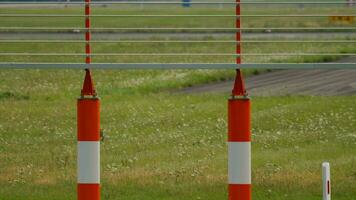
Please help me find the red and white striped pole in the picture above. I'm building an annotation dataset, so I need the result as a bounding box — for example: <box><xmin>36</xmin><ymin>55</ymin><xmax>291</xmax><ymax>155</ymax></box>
<box><xmin>228</xmin><ymin>70</ymin><xmax>251</xmax><ymax>200</ymax></box>
<box><xmin>77</xmin><ymin>0</ymin><xmax>100</xmax><ymax>199</ymax></box>
<box><xmin>228</xmin><ymin>0</ymin><xmax>251</xmax><ymax>199</ymax></box>
<box><xmin>77</xmin><ymin>69</ymin><xmax>100</xmax><ymax>200</ymax></box>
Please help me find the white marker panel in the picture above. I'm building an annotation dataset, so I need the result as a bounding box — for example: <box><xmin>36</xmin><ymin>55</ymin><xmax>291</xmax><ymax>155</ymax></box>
<box><xmin>228</xmin><ymin>142</ymin><xmax>251</xmax><ymax>184</ymax></box>
<box><xmin>78</xmin><ymin>141</ymin><xmax>100</xmax><ymax>184</ymax></box>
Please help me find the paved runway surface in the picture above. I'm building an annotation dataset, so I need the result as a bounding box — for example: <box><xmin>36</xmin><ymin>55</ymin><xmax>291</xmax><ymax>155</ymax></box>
<box><xmin>180</xmin><ymin>57</ymin><xmax>356</xmax><ymax>96</ymax></box>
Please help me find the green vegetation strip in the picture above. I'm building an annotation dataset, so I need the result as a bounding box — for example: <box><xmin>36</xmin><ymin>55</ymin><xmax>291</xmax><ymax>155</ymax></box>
<box><xmin>0</xmin><ymin>6</ymin><xmax>355</xmax><ymax>33</ymax></box>
<box><xmin>0</xmin><ymin>69</ymin><xmax>356</xmax><ymax>200</ymax></box>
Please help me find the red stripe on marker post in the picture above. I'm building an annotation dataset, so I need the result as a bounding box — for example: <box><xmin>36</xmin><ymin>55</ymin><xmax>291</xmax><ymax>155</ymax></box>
<box><xmin>77</xmin><ymin>71</ymin><xmax>100</xmax><ymax>199</ymax></box>
<box><xmin>228</xmin><ymin>69</ymin><xmax>251</xmax><ymax>200</ymax></box>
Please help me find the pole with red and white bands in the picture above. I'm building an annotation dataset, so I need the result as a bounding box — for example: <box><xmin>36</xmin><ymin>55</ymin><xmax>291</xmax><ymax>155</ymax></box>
<box><xmin>228</xmin><ymin>0</ymin><xmax>252</xmax><ymax>199</ymax></box>
<box><xmin>77</xmin><ymin>0</ymin><xmax>100</xmax><ymax>199</ymax></box>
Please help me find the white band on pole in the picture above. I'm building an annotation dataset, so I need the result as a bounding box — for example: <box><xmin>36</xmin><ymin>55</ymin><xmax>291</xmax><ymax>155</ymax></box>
<box><xmin>228</xmin><ymin>142</ymin><xmax>251</xmax><ymax>184</ymax></box>
<box><xmin>78</xmin><ymin>141</ymin><xmax>100</xmax><ymax>184</ymax></box>
<box><xmin>322</xmin><ymin>162</ymin><xmax>331</xmax><ymax>200</ymax></box>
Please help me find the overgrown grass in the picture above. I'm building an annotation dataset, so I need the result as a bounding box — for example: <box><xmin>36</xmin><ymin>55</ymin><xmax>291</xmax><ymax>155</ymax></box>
<box><xmin>0</xmin><ymin>5</ymin><xmax>355</xmax><ymax>32</ymax></box>
<box><xmin>0</xmin><ymin>69</ymin><xmax>355</xmax><ymax>199</ymax></box>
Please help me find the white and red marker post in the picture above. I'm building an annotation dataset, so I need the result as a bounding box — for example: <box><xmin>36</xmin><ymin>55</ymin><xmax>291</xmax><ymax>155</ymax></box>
<box><xmin>228</xmin><ymin>0</ymin><xmax>251</xmax><ymax>199</ymax></box>
<box><xmin>322</xmin><ymin>162</ymin><xmax>331</xmax><ymax>200</ymax></box>
<box><xmin>228</xmin><ymin>70</ymin><xmax>251</xmax><ymax>200</ymax></box>
<box><xmin>77</xmin><ymin>70</ymin><xmax>100</xmax><ymax>200</ymax></box>
<box><xmin>77</xmin><ymin>0</ymin><xmax>100</xmax><ymax>199</ymax></box>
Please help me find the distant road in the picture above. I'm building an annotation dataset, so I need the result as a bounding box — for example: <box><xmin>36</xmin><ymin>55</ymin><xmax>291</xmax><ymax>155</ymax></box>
<box><xmin>179</xmin><ymin>56</ymin><xmax>356</xmax><ymax>96</ymax></box>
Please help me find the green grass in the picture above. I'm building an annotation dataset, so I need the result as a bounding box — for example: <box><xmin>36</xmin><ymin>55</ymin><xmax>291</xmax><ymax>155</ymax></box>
<box><xmin>1</xmin><ymin>38</ymin><xmax>356</xmax><ymax>64</ymax></box>
<box><xmin>0</xmin><ymin>69</ymin><xmax>356</xmax><ymax>200</ymax></box>
<box><xmin>1</xmin><ymin>4</ymin><xmax>356</xmax><ymax>65</ymax></box>
<box><xmin>0</xmin><ymin>5</ymin><xmax>355</xmax><ymax>32</ymax></box>
<box><xmin>0</xmin><ymin>3</ymin><xmax>356</xmax><ymax>199</ymax></box>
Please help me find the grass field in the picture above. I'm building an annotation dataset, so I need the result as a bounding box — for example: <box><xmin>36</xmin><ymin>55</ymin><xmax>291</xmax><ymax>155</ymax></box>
<box><xmin>0</xmin><ymin>2</ymin><xmax>356</xmax><ymax>199</ymax></box>
<box><xmin>0</xmin><ymin>37</ymin><xmax>356</xmax><ymax>64</ymax></box>
<box><xmin>1</xmin><ymin>3</ymin><xmax>355</xmax><ymax>64</ymax></box>
<box><xmin>0</xmin><ymin>5</ymin><xmax>355</xmax><ymax>31</ymax></box>
<box><xmin>0</xmin><ymin>69</ymin><xmax>356</xmax><ymax>200</ymax></box>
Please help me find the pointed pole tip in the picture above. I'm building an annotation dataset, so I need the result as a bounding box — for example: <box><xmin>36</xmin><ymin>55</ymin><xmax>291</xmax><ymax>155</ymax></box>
<box><xmin>81</xmin><ymin>68</ymin><xmax>96</xmax><ymax>96</ymax></box>
<box><xmin>232</xmin><ymin>69</ymin><xmax>246</xmax><ymax>96</ymax></box>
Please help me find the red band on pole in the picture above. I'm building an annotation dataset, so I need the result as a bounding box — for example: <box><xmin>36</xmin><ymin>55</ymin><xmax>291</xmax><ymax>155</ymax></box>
<box><xmin>229</xmin><ymin>184</ymin><xmax>251</xmax><ymax>200</ymax></box>
<box><xmin>228</xmin><ymin>99</ymin><xmax>251</xmax><ymax>142</ymax></box>
<box><xmin>85</xmin><ymin>18</ymin><xmax>90</xmax><ymax>29</ymax></box>
<box><xmin>78</xmin><ymin>184</ymin><xmax>100</xmax><ymax>200</ymax></box>
<box><xmin>77</xmin><ymin>99</ymin><xmax>100</xmax><ymax>141</ymax></box>
<box><xmin>86</xmin><ymin>31</ymin><xmax>91</xmax><ymax>41</ymax></box>
<box><xmin>86</xmin><ymin>43</ymin><xmax>91</xmax><ymax>54</ymax></box>
<box><xmin>85</xmin><ymin>5</ymin><xmax>90</xmax><ymax>16</ymax></box>
<box><xmin>86</xmin><ymin>56</ymin><xmax>91</xmax><ymax>64</ymax></box>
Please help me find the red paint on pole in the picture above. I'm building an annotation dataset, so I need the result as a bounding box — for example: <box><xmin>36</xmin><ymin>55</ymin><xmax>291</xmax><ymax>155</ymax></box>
<box><xmin>78</xmin><ymin>184</ymin><xmax>100</xmax><ymax>200</ymax></box>
<box><xmin>85</xmin><ymin>0</ymin><xmax>91</xmax><ymax>64</ymax></box>
<box><xmin>327</xmin><ymin>181</ymin><xmax>330</xmax><ymax>194</ymax></box>
<box><xmin>229</xmin><ymin>184</ymin><xmax>251</xmax><ymax>200</ymax></box>
<box><xmin>232</xmin><ymin>69</ymin><xmax>246</xmax><ymax>96</ymax></box>
<box><xmin>236</xmin><ymin>0</ymin><xmax>241</xmax><ymax>64</ymax></box>
<box><xmin>85</xmin><ymin>18</ymin><xmax>90</xmax><ymax>29</ymax></box>
<box><xmin>85</xmin><ymin>5</ymin><xmax>90</xmax><ymax>15</ymax></box>
<box><xmin>81</xmin><ymin>69</ymin><xmax>96</xmax><ymax>96</ymax></box>
<box><xmin>86</xmin><ymin>56</ymin><xmax>91</xmax><ymax>65</ymax></box>
<box><xmin>228</xmin><ymin>99</ymin><xmax>250</xmax><ymax>142</ymax></box>
<box><xmin>77</xmin><ymin>99</ymin><xmax>100</xmax><ymax>141</ymax></box>
<box><xmin>86</xmin><ymin>43</ymin><xmax>91</xmax><ymax>54</ymax></box>
<box><xmin>86</xmin><ymin>32</ymin><xmax>91</xmax><ymax>41</ymax></box>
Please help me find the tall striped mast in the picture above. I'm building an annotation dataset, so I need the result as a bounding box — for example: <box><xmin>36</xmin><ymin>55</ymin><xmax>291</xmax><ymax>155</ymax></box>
<box><xmin>228</xmin><ymin>0</ymin><xmax>252</xmax><ymax>199</ymax></box>
<box><xmin>77</xmin><ymin>0</ymin><xmax>100</xmax><ymax>200</ymax></box>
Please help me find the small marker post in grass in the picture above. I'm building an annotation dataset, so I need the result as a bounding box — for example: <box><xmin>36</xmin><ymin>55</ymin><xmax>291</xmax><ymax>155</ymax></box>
<box><xmin>322</xmin><ymin>162</ymin><xmax>331</xmax><ymax>200</ymax></box>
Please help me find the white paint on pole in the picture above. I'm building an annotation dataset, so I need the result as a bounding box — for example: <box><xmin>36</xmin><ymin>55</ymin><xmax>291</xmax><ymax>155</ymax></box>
<box><xmin>322</xmin><ymin>162</ymin><xmax>331</xmax><ymax>200</ymax></box>
<box><xmin>228</xmin><ymin>142</ymin><xmax>251</xmax><ymax>184</ymax></box>
<box><xmin>78</xmin><ymin>141</ymin><xmax>100</xmax><ymax>184</ymax></box>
